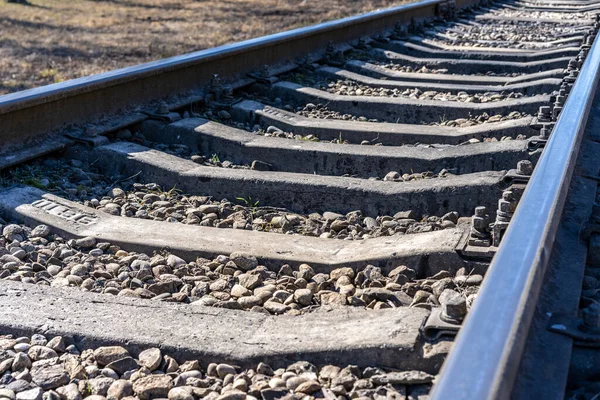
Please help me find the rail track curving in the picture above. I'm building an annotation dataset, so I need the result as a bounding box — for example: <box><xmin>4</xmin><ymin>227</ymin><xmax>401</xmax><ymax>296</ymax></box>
<box><xmin>1</xmin><ymin>0</ymin><xmax>600</xmax><ymax>398</ymax></box>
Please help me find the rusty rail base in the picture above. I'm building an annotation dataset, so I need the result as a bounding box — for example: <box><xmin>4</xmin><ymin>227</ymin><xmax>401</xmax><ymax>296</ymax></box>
<box><xmin>0</xmin><ymin>0</ymin><xmax>480</xmax><ymax>170</ymax></box>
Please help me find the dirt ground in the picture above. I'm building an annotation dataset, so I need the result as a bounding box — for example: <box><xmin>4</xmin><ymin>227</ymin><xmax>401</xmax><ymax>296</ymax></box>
<box><xmin>0</xmin><ymin>0</ymin><xmax>406</xmax><ymax>95</ymax></box>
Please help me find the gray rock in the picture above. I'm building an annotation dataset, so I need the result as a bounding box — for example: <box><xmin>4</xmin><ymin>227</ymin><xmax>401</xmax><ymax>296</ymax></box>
<box><xmin>441</xmin><ymin>211</ymin><xmax>459</xmax><ymax>224</ymax></box>
<box><xmin>93</xmin><ymin>347</ymin><xmax>129</xmax><ymax>366</ymax></box>
<box><xmin>15</xmin><ymin>388</ymin><xmax>43</xmax><ymax>400</ymax></box>
<box><xmin>108</xmin><ymin>188</ymin><xmax>126</xmax><ymax>198</ymax></box>
<box><xmin>394</xmin><ymin>210</ymin><xmax>416</xmax><ymax>219</ymax></box>
<box><xmin>237</xmin><ymin>274</ymin><xmax>263</xmax><ymax>290</ymax></box>
<box><xmin>330</xmin><ymin>267</ymin><xmax>355</xmax><ymax>281</ymax></box>
<box><xmin>363</xmin><ymin>217</ymin><xmax>379</xmax><ymax>229</ymax></box>
<box><xmin>297</xmin><ymin>264</ymin><xmax>314</xmax><ymax>281</ymax></box>
<box><xmin>0</xmin><ymin>348</ymin><xmax>13</xmax><ymax>362</ymax></box>
<box><xmin>132</xmin><ymin>375</ymin><xmax>173</xmax><ymax>400</ymax></box>
<box><xmin>11</xmin><ymin>249</ymin><xmax>26</xmax><ymax>260</ymax></box>
<box><xmin>29</xmin><ymin>335</ymin><xmax>47</xmax><ymax>346</ymax></box>
<box><xmin>330</xmin><ymin>220</ymin><xmax>349</xmax><ymax>232</ymax></box>
<box><xmin>85</xmin><ymin>365</ymin><xmax>101</xmax><ymax>379</ymax></box>
<box><xmin>287</xmin><ymin>361</ymin><xmax>317</xmax><ymax>374</ymax></box>
<box><xmin>0</xmin><ymin>358</ymin><xmax>14</xmax><ymax>374</ymax></box>
<box><xmin>229</xmin><ymin>252</ymin><xmax>258</xmax><ymax>271</ymax></box>
<box><xmin>46</xmin><ymin>337</ymin><xmax>66</xmax><ymax>353</ymax></box>
<box><xmin>29</xmin><ymin>225</ymin><xmax>51</xmax><ymax>239</ymax></box>
<box><xmin>250</xmin><ymin>160</ymin><xmax>274</xmax><ymax>171</ymax></box>
<box><xmin>218</xmin><ymin>110</ymin><xmax>231</xmax><ymax>120</ymax></box>
<box><xmin>197</xmin><ymin>204</ymin><xmax>219</xmax><ymax>214</ymax></box>
<box><xmin>266</xmin><ymin>126</ymin><xmax>283</xmax><ymax>134</ymax></box>
<box><xmin>263</xmin><ymin>301</ymin><xmax>288</xmax><ymax>314</ymax></box>
<box><xmin>256</xmin><ymin>362</ymin><xmax>274</xmax><ymax>376</ymax></box>
<box><xmin>361</xmin><ymin>288</ymin><xmax>394</xmax><ymax>302</ymax></box>
<box><xmin>215</xmin><ymin>391</ymin><xmax>245</xmax><ymax>400</ymax></box>
<box><xmin>320</xmin><ymin>292</ymin><xmax>347</xmax><ymax>306</ymax></box>
<box><xmin>162</xmin><ymin>355</ymin><xmax>178</xmax><ymax>373</ymax></box>
<box><xmin>75</xmin><ymin>237</ymin><xmax>96</xmax><ymax>248</ymax></box>
<box><xmin>138</xmin><ymin>348</ymin><xmax>162</xmax><ymax>371</ymax></box>
<box><xmin>46</xmin><ymin>266</ymin><xmax>62</xmax><ymax>277</ymax></box>
<box><xmin>383</xmin><ymin>171</ymin><xmax>401</xmax><ymax>181</ymax></box>
<box><xmin>166</xmin><ymin>255</ymin><xmax>186</xmax><ymax>268</ymax></box>
<box><xmin>0</xmin><ymin>254</ymin><xmax>21</xmax><ymax>264</ymax></box>
<box><xmin>388</xmin><ymin>265</ymin><xmax>416</xmax><ymax>281</ymax></box>
<box><xmin>7</xmin><ymin>380</ymin><xmax>30</xmax><ymax>393</ymax></box>
<box><xmin>101</xmin><ymin>368</ymin><xmax>119</xmax><ymax>380</ymax></box>
<box><xmin>232</xmin><ymin>378</ymin><xmax>247</xmax><ymax>392</ymax></box>
<box><xmin>87</xmin><ymin>377</ymin><xmax>115</xmax><ymax>396</ymax></box>
<box><xmin>193</xmin><ymin>296</ymin><xmax>218</xmax><ymax>307</ymax></box>
<box><xmin>105</xmin><ymin>357</ymin><xmax>138</xmax><ymax>375</ymax></box>
<box><xmin>89</xmin><ymin>249</ymin><xmax>105</xmax><ymax>257</ymax></box>
<box><xmin>31</xmin><ymin>363</ymin><xmax>69</xmax><ymax>390</ymax></box>
<box><xmin>15</xmin><ymin>369</ymin><xmax>31</xmax><ymax>382</ymax></box>
<box><xmin>106</xmin><ymin>380</ymin><xmax>132</xmax><ymax>400</ymax></box>
<box><xmin>27</xmin><ymin>346</ymin><xmax>57</xmax><ymax>361</ymax></box>
<box><xmin>56</xmin><ymin>384</ymin><xmax>82</xmax><ymax>400</ymax></box>
<box><xmin>3</xmin><ymin>225</ymin><xmax>23</xmax><ymax>240</ymax></box>
<box><xmin>293</xmin><ymin>289</ymin><xmax>313</xmax><ymax>307</ymax></box>
<box><xmin>12</xmin><ymin>353</ymin><xmax>31</xmax><ymax>371</ymax></box>
<box><xmin>272</xmin><ymin>290</ymin><xmax>292</xmax><ymax>303</ymax></box>
<box><xmin>370</xmin><ymin>371</ymin><xmax>434</xmax><ymax>385</ymax></box>
<box><xmin>70</xmin><ymin>265</ymin><xmax>88</xmax><ymax>277</ymax></box>
<box><xmin>237</xmin><ymin>296</ymin><xmax>262</xmax><ymax>309</ymax></box>
<box><xmin>454</xmin><ymin>274</ymin><xmax>483</xmax><ymax>286</ymax></box>
<box><xmin>216</xmin><ymin>364</ymin><xmax>236</xmax><ymax>379</ymax></box>
<box><xmin>319</xmin><ymin>365</ymin><xmax>341</xmax><ymax>381</ymax></box>
<box><xmin>230</xmin><ymin>284</ymin><xmax>250</xmax><ymax>298</ymax></box>
<box><xmin>13</xmin><ymin>343</ymin><xmax>31</xmax><ymax>353</ymax></box>
<box><xmin>286</xmin><ymin>376</ymin><xmax>308</xmax><ymax>391</ymax></box>
<box><xmin>0</xmin><ymin>389</ymin><xmax>16</xmax><ymax>400</ymax></box>
<box><xmin>295</xmin><ymin>380</ymin><xmax>321</xmax><ymax>394</ymax></box>
<box><xmin>323</xmin><ymin>212</ymin><xmax>343</xmax><ymax>220</ymax></box>
<box><xmin>167</xmin><ymin>387</ymin><xmax>193</xmax><ymax>400</ymax></box>
<box><xmin>131</xmin><ymin>260</ymin><xmax>151</xmax><ymax>270</ymax></box>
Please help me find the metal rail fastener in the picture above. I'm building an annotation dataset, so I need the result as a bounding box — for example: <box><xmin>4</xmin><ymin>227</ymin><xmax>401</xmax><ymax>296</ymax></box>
<box><xmin>430</xmin><ymin>24</ymin><xmax>600</xmax><ymax>400</ymax></box>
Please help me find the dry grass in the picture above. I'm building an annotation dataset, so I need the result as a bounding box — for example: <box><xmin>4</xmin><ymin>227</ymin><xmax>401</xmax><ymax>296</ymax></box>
<box><xmin>0</xmin><ymin>0</ymin><xmax>407</xmax><ymax>95</ymax></box>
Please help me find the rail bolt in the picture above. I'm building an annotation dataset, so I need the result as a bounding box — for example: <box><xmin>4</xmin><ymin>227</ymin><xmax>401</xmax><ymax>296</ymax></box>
<box><xmin>540</xmin><ymin>124</ymin><xmax>552</xmax><ymax>140</ymax></box>
<box><xmin>393</xmin><ymin>21</ymin><xmax>406</xmax><ymax>35</ymax></box>
<box><xmin>259</xmin><ymin>65</ymin><xmax>271</xmax><ymax>78</ymax></box>
<box><xmin>84</xmin><ymin>126</ymin><xmax>98</xmax><ymax>138</ymax></box>
<box><xmin>587</xmin><ymin>36</ymin><xmax>594</xmax><ymax>46</ymax></box>
<box><xmin>516</xmin><ymin>160</ymin><xmax>533</xmax><ymax>176</ymax></box>
<box><xmin>474</xmin><ymin>206</ymin><xmax>487</xmax><ymax>217</ymax></box>
<box><xmin>440</xmin><ymin>289</ymin><xmax>467</xmax><ymax>322</ymax></box>
<box><xmin>156</xmin><ymin>101</ymin><xmax>169</xmax><ymax>115</ymax></box>
<box><xmin>552</xmin><ymin>106</ymin><xmax>563</xmax><ymax>121</ymax></box>
<box><xmin>537</xmin><ymin>106</ymin><xmax>552</xmax><ymax>122</ymax></box>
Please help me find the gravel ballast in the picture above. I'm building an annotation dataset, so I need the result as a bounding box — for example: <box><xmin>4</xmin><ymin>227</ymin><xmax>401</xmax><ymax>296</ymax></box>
<box><xmin>0</xmin><ymin>333</ymin><xmax>435</xmax><ymax>400</ymax></box>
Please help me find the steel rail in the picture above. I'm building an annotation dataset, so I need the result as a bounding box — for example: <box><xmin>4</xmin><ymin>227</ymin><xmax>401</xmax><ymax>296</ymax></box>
<box><xmin>430</xmin><ymin>27</ymin><xmax>600</xmax><ymax>400</ymax></box>
<box><xmin>0</xmin><ymin>0</ymin><xmax>479</xmax><ymax>151</ymax></box>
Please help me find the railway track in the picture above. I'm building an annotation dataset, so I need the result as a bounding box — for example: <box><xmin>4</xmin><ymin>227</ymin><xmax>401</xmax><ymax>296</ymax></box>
<box><xmin>1</xmin><ymin>0</ymin><xmax>599</xmax><ymax>398</ymax></box>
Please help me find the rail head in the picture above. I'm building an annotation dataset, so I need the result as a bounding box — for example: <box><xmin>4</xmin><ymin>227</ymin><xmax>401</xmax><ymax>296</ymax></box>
<box><xmin>429</xmin><ymin>29</ymin><xmax>600</xmax><ymax>400</ymax></box>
